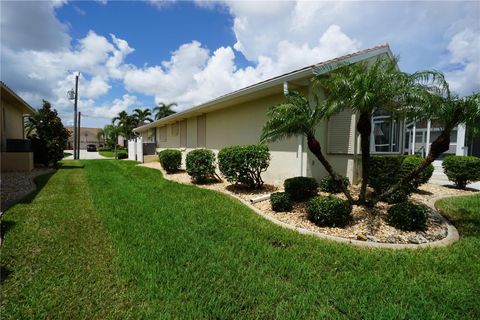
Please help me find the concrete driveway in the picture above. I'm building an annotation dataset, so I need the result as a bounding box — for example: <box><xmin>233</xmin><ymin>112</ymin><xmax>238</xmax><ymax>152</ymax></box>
<box><xmin>63</xmin><ymin>149</ymin><xmax>110</xmax><ymax>160</ymax></box>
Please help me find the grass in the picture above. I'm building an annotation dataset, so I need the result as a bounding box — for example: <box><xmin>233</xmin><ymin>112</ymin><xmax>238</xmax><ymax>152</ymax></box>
<box><xmin>436</xmin><ymin>194</ymin><xmax>480</xmax><ymax>237</ymax></box>
<box><xmin>98</xmin><ymin>149</ymin><xmax>127</xmax><ymax>158</ymax></box>
<box><xmin>1</xmin><ymin>160</ymin><xmax>479</xmax><ymax>319</ymax></box>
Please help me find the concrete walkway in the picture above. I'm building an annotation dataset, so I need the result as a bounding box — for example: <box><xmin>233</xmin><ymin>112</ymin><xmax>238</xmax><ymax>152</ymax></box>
<box><xmin>63</xmin><ymin>149</ymin><xmax>111</xmax><ymax>160</ymax></box>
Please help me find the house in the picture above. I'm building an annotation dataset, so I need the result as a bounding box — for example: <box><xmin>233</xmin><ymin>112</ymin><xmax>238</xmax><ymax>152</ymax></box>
<box><xmin>65</xmin><ymin>127</ymin><xmax>103</xmax><ymax>149</ymax></box>
<box><xmin>0</xmin><ymin>82</ymin><xmax>36</xmax><ymax>172</ymax></box>
<box><xmin>133</xmin><ymin>44</ymin><xmax>471</xmax><ymax>185</ymax></box>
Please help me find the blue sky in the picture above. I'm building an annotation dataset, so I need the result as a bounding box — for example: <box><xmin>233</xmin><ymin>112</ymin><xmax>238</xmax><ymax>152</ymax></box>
<box><xmin>1</xmin><ymin>1</ymin><xmax>479</xmax><ymax>128</ymax></box>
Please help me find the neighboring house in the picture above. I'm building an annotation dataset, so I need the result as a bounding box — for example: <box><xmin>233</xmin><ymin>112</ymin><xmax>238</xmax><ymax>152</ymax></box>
<box><xmin>0</xmin><ymin>81</ymin><xmax>35</xmax><ymax>172</ymax></box>
<box><xmin>133</xmin><ymin>44</ymin><xmax>473</xmax><ymax>185</ymax></box>
<box><xmin>66</xmin><ymin>127</ymin><xmax>103</xmax><ymax>149</ymax></box>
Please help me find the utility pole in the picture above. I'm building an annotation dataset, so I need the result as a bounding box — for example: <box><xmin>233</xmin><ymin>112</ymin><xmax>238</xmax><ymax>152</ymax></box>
<box><xmin>77</xmin><ymin>112</ymin><xmax>81</xmax><ymax>159</ymax></box>
<box><xmin>73</xmin><ymin>74</ymin><xmax>79</xmax><ymax>159</ymax></box>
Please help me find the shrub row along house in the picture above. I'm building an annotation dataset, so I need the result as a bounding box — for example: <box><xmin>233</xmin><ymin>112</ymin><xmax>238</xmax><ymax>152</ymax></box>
<box><xmin>133</xmin><ymin>44</ymin><xmax>477</xmax><ymax>185</ymax></box>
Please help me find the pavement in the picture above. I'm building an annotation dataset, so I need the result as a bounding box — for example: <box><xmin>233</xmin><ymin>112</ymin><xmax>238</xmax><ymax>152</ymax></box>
<box><xmin>63</xmin><ymin>149</ymin><xmax>111</xmax><ymax>160</ymax></box>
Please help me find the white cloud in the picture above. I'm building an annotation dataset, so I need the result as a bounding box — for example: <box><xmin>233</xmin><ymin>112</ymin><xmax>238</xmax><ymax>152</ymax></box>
<box><xmin>86</xmin><ymin>94</ymin><xmax>138</xmax><ymax>119</ymax></box>
<box><xmin>445</xmin><ymin>28</ymin><xmax>480</xmax><ymax>96</ymax></box>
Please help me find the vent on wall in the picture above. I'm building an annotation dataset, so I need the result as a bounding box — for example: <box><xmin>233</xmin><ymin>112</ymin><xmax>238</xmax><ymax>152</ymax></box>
<box><xmin>327</xmin><ymin>109</ymin><xmax>355</xmax><ymax>154</ymax></box>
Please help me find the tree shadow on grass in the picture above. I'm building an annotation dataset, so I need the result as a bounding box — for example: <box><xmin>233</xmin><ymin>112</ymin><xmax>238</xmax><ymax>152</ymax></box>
<box><xmin>0</xmin><ymin>265</ymin><xmax>12</xmax><ymax>284</ymax></box>
<box><xmin>58</xmin><ymin>163</ymin><xmax>85</xmax><ymax>170</ymax></box>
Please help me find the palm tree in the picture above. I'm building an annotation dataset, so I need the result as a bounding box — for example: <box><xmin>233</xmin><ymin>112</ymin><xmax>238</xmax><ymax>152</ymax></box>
<box><xmin>133</xmin><ymin>108</ymin><xmax>153</xmax><ymax>126</ymax></box>
<box><xmin>112</xmin><ymin>110</ymin><xmax>136</xmax><ymax>140</ymax></box>
<box><xmin>153</xmin><ymin>102</ymin><xmax>177</xmax><ymax>120</ymax></box>
<box><xmin>103</xmin><ymin>124</ymin><xmax>122</xmax><ymax>158</ymax></box>
<box><xmin>96</xmin><ymin>128</ymin><xmax>105</xmax><ymax>145</ymax></box>
<box><xmin>374</xmin><ymin>75</ymin><xmax>480</xmax><ymax>204</ymax></box>
<box><xmin>314</xmin><ymin>57</ymin><xmax>410</xmax><ymax>204</ymax></box>
<box><xmin>261</xmin><ymin>91</ymin><xmax>354</xmax><ymax>203</ymax></box>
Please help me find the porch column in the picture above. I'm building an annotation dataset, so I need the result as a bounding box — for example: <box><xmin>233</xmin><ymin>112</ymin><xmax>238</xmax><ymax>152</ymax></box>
<box><xmin>456</xmin><ymin>124</ymin><xmax>466</xmax><ymax>155</ymax></box>
<box><xmin>411</xmin><ymin>121</ymin><xmax>416</xmax><ymax>155</ymax></box>
<box><xmin>425</xmin><ymin>119</ymin><xmax>431</xmax><ymax>156</ymax></box>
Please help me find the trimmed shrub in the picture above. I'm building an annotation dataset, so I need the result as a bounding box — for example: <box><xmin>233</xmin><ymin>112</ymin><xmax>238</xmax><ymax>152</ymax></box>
<box><xmin>383</xmin><ymin>187</ymin><xmax>410</xmax><ymax>204</ymax></box>
<box><xmin>218</xmin><ymin>144</ymin><xmax>270</xmax><ymax>189</ymax></box>
<box><xmin>318</xmin><ymin>175</ymin><xmax>350</xmax><ymax>193</ymax></box>
<box><xmin>159</xmin><ymin>149</ymin><xmax>182</xmax><ymax>173</ymax></box>
<box><xmin>98</xmin><ymin>147</ymin><xmax>111</xmax><ymax>152</ymax></box>
<box><xmin>186</xmin><ymin>149</ymin><xmax>216</xmax><ymax>183</ymax></box>
<box><xmin>387</xmin><ymin>202</ymin><xmax>428</xmax><ymax>231</ymax></box>
<box><xmin>270</xmin><ymin>192</ymin><xmax>293</xmax><ymax>212</ymax></box>
<box><xmin>443</xmin><ymin>156</ymin><xmax>480</xmax><ymax>189</ymax></box>
<box><xmin>400</xmin><ymin>155</ymin><xmax>434</xmax><ymax>189</ymax></box>
<box><xmin>307</xmin><ymin>196</ymin><xmax>352</xmax><ymax>228</ymax></box>
<box><xmin>368</xmin><ymin>155</ymin><xmax>405</xmax><ymax>194</ymax></box>
<box><xmin>284</xmin><ymin>177</ymin><xmax>319</xmax><ymax>201</ymax></box>
<box><xmin>117</xmin><ymin>152</ymin><xmax>128</xmax><ymax>160</ymax></box>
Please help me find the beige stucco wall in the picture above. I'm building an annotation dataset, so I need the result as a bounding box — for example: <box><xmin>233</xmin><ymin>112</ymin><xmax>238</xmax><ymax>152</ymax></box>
<box><xmin>2</xmin><ymin>100</ymin><xmax>25</xmax><ymax>140</ymax></box>
<box><xmin>151</xmin><ymin>90</ymin><xmax>362</xmax><ymax>185</ymax></box>
<box><xmin>1</xmin><ymin>152</ymin><xmax>33</xmax><ymax>172</ymax></box>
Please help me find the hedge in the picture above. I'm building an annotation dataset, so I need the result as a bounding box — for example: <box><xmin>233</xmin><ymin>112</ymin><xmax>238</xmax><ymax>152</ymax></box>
<box><xmin>307</xmin><ymin>195</ymin><xmax>352</xmax><ymax>227</ymax></box>
<box><xmin>318</xmin><ymin>175</ymin><xmax>350</xmax><ymax>193</ymax></box>
<box><xmin>186</xmin><ymin>149</ymin><xmax>216</xmax><ymax>183</ymax></box>
<box><xmin>159</xmin><ymin>149</ymin><xmax>182</xmax><ymax>173</ymax></box>
<box><xmin>387</xmin><ymin>202</ymin><xmax>428</xmax><ymax>231</ymax></box>
<box><xmin>270</xmin><ymin>192</ymin><xmax>293</xmax><ymax>212</ymax></box>
<box><xmin>284</xmin><ymin>177</ymin><xmax>318</xmax><ymax>201</ymax></box>
<box><xmin>442</xmin><ymin>156</ymin><xmax>480</xmax><ymax>189</ymax></box>
<box><xmin>218</xmin><ymin>144</ymin><xmax>270</xmax><ymax>189</ymax></box>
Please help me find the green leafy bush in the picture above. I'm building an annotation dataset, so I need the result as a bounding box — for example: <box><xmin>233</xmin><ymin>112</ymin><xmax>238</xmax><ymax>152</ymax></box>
<box><xmin>369</xmin><ymin>155</ymin><xmax>432</xmax><ymax>202</ymax></box>
<box><xmin>26</xmin><ymin>100</ymin><xmax>69</xmax><ymax>167</ymax></box>
<box><xmin>284</xmin><ymin>177</ymin><xmax>319</xmax><ymax>201</ymax></box>
<box><xmin>117</xmin><ymin>152</ymin><xmax>128</xmax><ymax>160</ymax></box>
<box><xmin>318</xmin><ymin>175</ymin><xmax>350</xmax><ymax>193</ymax></box>
<box><xmin>383</xmin><ymin>188</ymin><xmax>410</xmax><ymax>204</ymax></box>
<box><xmin>218</xmin><ymin>144</ymin><xmax>270</xmax><ymax>189</ymax></box>
<box><xmin>98</xmin><ymin>147</ymin><xmax>111</xmax><ymax>152</ymax></box>
<box><xmin>159</xmin><ymin>149</ymin><xmax>182</xmax><ymax>173</ymax></box>
<box><xmin>307</xmin><ymin>196</ymin><xmax>352</xmax><ymax>227</ymax></box>
<box><xmin>270</xmin><ymin>192</ymin><xmax>293</xmax><ymax>212</ymax></box>
<box><xmin>443</xmin><ymin>156</ymin><xmax>480</xmax><ymax>189</ymax></box>
<box><xmin>387</xmin><ymin>202</ymin><xmax>428</xmax><ymax>231</ymax></box>
<box><xmin>186</xmin><ymin>149</ymin><xmax>216</xmax><ymax>183</ymax></box>
<box><xmin>368</xmin><ymin>155</ymin><xmax>405</xmax><ymax>194</ymax></box>
<box><xmin>400</xmin><ymin>155</ymin><xmax>434</xmax><ymax>189</ymax></box>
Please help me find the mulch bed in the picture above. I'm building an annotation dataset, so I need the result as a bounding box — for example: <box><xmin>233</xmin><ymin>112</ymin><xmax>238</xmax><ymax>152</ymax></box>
<box><xmin>140</xmin><ymin>162</ymin><xmax>477</xmax><ymax>244</ymax></box>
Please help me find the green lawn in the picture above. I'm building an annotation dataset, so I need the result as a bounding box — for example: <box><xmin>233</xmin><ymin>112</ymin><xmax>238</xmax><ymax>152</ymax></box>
<box><xmin>98</xmin><ymin>149</ymin><xmax>127</xmax><ymax>158</ymax></box>
<box><xmin>1</xmin><ymin>160</ymin><xmax>479</xmax><ymax>319</ymax></box>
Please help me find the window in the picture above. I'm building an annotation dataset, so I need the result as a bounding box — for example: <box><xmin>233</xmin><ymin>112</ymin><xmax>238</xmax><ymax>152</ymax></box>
<box><xmin>371</xmin><ymin>110</ymin><xmax>402</xmax><ymax>153</ymax></box>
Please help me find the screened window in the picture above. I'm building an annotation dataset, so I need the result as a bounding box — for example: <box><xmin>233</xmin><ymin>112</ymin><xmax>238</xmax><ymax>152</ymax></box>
<box><xmin>371</xmin><ymin>110</ymin><xmax>402</xmax><ymax>153</ymax></box>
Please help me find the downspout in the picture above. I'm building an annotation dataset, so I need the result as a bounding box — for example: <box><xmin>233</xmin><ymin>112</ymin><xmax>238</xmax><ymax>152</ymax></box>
<box><xmin>283</xmin><ymin>81</ymin><xmax>304</xmax><ymax>177</ymax></box>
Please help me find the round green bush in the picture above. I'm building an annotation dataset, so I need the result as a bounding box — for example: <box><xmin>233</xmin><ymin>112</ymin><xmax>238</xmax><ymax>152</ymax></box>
<box><xmin>270</xmin><ymin>192</ymin><xmax>293</xmax><ymax>212</ymax></box>
<box><xmin>400</xmin><ymin>155</ymin><xmax>434</xmax><ymax>189</ymax></box>
<box><xmin>186</xmin><ymin>149</ymin><xmax>216</xmax><ymax>183</ymax></box>
<box><xmin>117</xmin><ymin>152</ymin><xmax>128</xmax><ymax>160</ymax></box>
<box><xmin>387</xmin><ymin>202</ymin><xmax>428</xmax><ymax>231</ymax></box>
<box><xmin>284</xmin><ymin>177</ymin><xmax>318</xmax><ymax>202</ymax></box>
<box><xmin>218</xmin><ymin>144</ymin><xmax>270</xmax><ymax>189</ymax></box>
<box><xmin>318</xmin><ymin>175</ymin><xmax>350</xmax><ymax>193</ymax></box>
<box><xmin>159</xmin><ymin>149</ymin><xmax>182</xmax><ymax>173</ymax></box>
<box><xmin>307</xmin><ymin>195</ymin><xmax>352</xmax><ymax>227</ymax></box>
<box><xmin>383</xmin><ymin>187</ymin><xmax>410</xmax><ymax>204</ymax></box>
<box><xmin>442</xmin><ymin>156</ymin><xmax>480</xmax><ymax>189</ymax></box>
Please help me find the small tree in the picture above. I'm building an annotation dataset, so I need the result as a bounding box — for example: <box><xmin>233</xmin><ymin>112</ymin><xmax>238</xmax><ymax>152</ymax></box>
<box><xmin>26</xmin><ymin>100</ymin><xmax>69</xmax><ymax>167</ymax></box>
<box><xmin>261</xmin><ymin>91</ymin><xmax>354</xmax><ymax>203</ymax></box>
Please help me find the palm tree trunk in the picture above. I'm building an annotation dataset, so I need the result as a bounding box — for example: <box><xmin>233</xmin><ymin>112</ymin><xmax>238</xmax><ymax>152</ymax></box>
<box><xmin>372</xmin><ymin>128</ymin><xmax>452</xmax><ymax>205</ymax></box>
<box><xmin>307</xmin><ymin>134</ymin><xmax>355</xmax><ymax>204</ymax></box>
<box><xmin>357</xmin><ymin>112</ymin><xmax>372</xmax><ymax>204</ymax></box>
